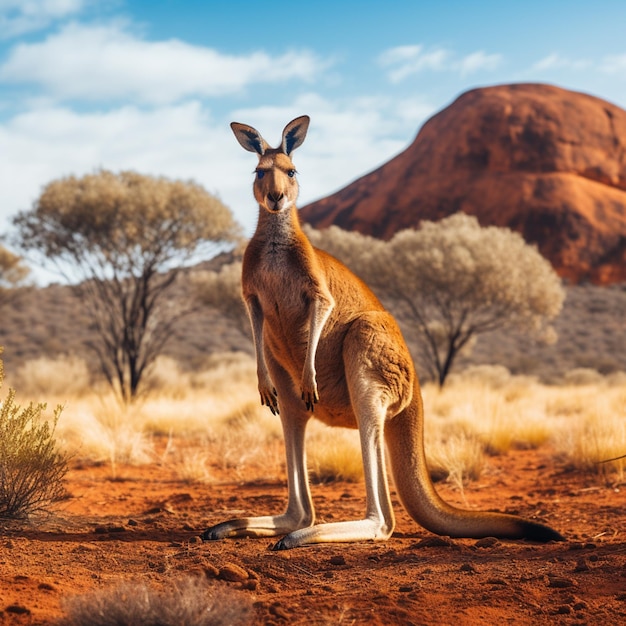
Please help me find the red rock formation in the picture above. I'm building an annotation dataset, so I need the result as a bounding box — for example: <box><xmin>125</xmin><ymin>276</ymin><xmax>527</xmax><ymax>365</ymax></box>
<box><xmin>300</xmin><ymin>83</ymin><xmax>626</xmax><ymax>284</ymax></box>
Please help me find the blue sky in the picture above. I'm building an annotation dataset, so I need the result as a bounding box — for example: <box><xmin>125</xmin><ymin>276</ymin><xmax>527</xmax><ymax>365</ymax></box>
<box><xmin>2</xmin><ymin>0</ymin><xmax>626</xmax><ymax>244</ymax></box>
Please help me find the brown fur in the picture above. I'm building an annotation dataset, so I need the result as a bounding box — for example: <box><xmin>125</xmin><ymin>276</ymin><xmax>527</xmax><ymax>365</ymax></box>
<box><xmin>203</xmin><ymin>116</ymin><xmax>564</xmax><ymax>549</ymax></box>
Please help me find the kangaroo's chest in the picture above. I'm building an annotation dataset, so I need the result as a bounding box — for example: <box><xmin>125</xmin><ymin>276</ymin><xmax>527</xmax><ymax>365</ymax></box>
<box><xmin>247</xmin><ymin>239</ymin><xmax>316</xmax><ymax>310</ymax></box>
<box><xmin>246</xmin><ymin>253</ymin><xmax>313</xmax><ymax>358</ymax></box>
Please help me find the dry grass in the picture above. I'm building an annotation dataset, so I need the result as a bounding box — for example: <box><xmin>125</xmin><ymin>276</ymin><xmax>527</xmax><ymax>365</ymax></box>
<box><xmin>422</xmin><ymin>365</ymin><xmax>625</xmax><ymax>489</ymax></box>
<box><xmin>10</xmin><ymin>353</ymin><xmax>93</xmax><ymax>398</ymax></box>
<box><xmin>307</xmin><ymin>423</ymin><xmax>363</xmax><ymax>484</ymax></box>
<box><xmin>59</xmin><ymin>575</ymin><xmax>251</xmax><ymax>626</ymax></box>
<box><xmin>5</xmin><ymin>353</ymin><xmax>625</xmax><ymax>489</ymax></box>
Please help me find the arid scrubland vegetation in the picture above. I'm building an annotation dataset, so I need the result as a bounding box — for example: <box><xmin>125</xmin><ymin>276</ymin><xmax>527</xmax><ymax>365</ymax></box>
<box><xmin>4</xmin><ymin>350</ymin><xmax>625</xmax><ymax>493</ymax></box>
<box><xmin>1</xmin><ymin>214</ymin><xmax>625</xmax><ymax>519</ymax></box>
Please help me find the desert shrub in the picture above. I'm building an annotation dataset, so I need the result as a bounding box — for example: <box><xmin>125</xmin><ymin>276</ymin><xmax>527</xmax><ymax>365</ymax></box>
<box><xmin>0</xmin><ymin>352</ymin><xmax>67</xmax><ymax>519</ymax></box>
<box><xmin>426</xmin><ymin>432</ymin><xmax>485</xmax><ymax>490</ymax></box>
<box><xmin>307</xmin><ymin>425</ymin><xmax>363</xmax><ymax>484</ymax></box>
<box><xmin>12</xmin><ymin>354</ymin><xmax>92</xmax><ymax>398</ymax></box>
<box><xmin>59</xmin><ymin>575</ymin><xmax>252</xmax><ymax>626</ymax></box>
<box><xmin>606</xmin><ymin>371</ymin><xmax>626</xmax><ymax>387</ymax></box>
<box><xmin>191</xmin><ymin>352</ymin><xmax>257</xmax><ymax>392</ymax></box>
<box><xmin>447</xmin><ymin>364</ymin><xmax>512</xmax><ymax>389</ymax></box>
<box><xmin>141</xmin><ymin>355</ymin><xmax>191</xmax><ymax>398</ymax></box>
<box><xmin>553</xmin><ymin>389</ymin><xmax>626</xmax><ymax>482</ymax></box>
<box><xmin>174</xmin><ymin>448</ymin><xmax>213</xmax><ymax>484</ymax></box>
<box><xmin>59</xmin><ymin>396</ymin><xmax>155</xmax><ymax>472</ymax></box>
<box><xmin>561</xmin><ymin>367</ymin><xmax>604</xmax><ymax>386</ymax></box>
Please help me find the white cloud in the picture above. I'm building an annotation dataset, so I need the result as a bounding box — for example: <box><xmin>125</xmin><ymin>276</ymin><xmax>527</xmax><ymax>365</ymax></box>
<box><xmin>0</xmin><ymin>102</ymin><xmax>245</xmax><ymax>228</ymax></box>
<box><xmin>0</xmin><ymin>92</ymin><xmax>434</xmax><ymax>240</ymax></box>
<box><xmin>378</xmin><ymin>44</ymin><xmax>501</xmax><ymax>83</ymax></box>
<box><xmin>378</xmin><ymin>45</ymin><xmax>450</xmax><ymax>83</ymax></box>
<box><xmin>531</xmin><ymin>53</ymin><xmax>591</xmax><ymax>72</ymax></box>
<box><xmin>600</xmin><ymin>53</ymin><xmax>626</xmax><ymax>74</ymax></box>
<box><xmin>0</xmin><ymin>22</ymin><xmax>329</xmax><ymax>104</ymax></box>
<box><xmin>458</xmin><ymin>51</ymin><xmax>502</xmax><ymax>76</ymax></box>
<box><xmin>0</xmin><ymin>0</ymin><xmax>85</xmax><ymax>38</ymax></box>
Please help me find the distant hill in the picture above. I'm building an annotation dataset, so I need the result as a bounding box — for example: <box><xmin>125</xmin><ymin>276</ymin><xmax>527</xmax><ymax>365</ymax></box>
<box><xmin>300</xmin><ymin>83</ymin><xmax>626</xmax><ymax>284</ymax></box>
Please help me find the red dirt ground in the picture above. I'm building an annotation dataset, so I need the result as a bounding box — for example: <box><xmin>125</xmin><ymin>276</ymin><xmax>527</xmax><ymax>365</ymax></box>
<box><xmin>1</xmin><ymin>443</ymin><xmax>625</xmax><ymax>625</ymax></box>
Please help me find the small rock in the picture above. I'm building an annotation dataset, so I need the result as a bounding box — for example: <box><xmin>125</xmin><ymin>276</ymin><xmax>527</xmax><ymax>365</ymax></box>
<box><xmin>460</xmin><ymin>563</ymin><xmax>477</xmax><ymax>573</ymax></box>
<box><xmin>38</xmin><ymin>583</ymin><xmax>56</xmax><ymax>592</ymax></box>
<box><xmin>204</xmin><ymin>564</ymin><xmax>220</xmax><ymax>579</ymax></box>
<box><xmin>269</xmin><ymin>603</ymin><xmax>289</xmax><ymax>619</ymax></box>
<box><xmin>94</xmin><ymin>525</ymin><xmax>126</xmax><ymax>534</ymax></box>
<box><xmin>329</xmin><ymin>555</ymin><xmax>346</xmax><ymax>566</ymax></box>
<box><xmin>127</xmin><ymin>519</ymin><xmax>139</xmax><ymax>526</ymax></box>
<box><xmin>555</xmin><ymin>605</ymin><xmax>572</xmax><ymax>615</ymax></box>
<box><xmin>399</xmin><ymin>585</ymin><xmax>413</xmax><ymax>593</ymax></box>
<box><xmin>548</xmin><ymin>576</ymin><xmax>576</xmax><ymax>588</ymax></box>
<box><xmin>574</xmin><ymin>558</ymin><xmax>590</xmax><ymax>572</ymax></box>
<box><xmin>475</xmin><ymin>537</ymin><xmax>500</xmax><ymax>548</ymax></box>
<box><xmin>108</xmin><ymin>525</ymin><xmax>126</xmax><ymax>533</ymax></box>
<box><xmin>5</xmin><ymin>605</ymin><xmax>30</xmax><ymax>615</ymax></box>
<box><xmin>411</xmin><ymin>536</ymin><xmax>454</xmax><ymax>549</ymax></box>
<box><xmin>485</xmin><ymin>578</ymin><xmax>507</xmax><ymax>586</ymax></box>
<box><xmin>73</xmin><ymin>543</ymin><xmax>99</xmax><ymax>553</ymax></box>
<box><xmin>218</xmin><ymin>563</ymin><xmax>249</xmax><ymax>583</ymax></box>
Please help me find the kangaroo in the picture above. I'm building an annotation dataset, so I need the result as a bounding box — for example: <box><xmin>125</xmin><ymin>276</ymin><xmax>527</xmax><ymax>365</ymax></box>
<box><xmin>203</xmin><ymin>115</ymin><xmax>564</xmax><ymax>550</ymax></box>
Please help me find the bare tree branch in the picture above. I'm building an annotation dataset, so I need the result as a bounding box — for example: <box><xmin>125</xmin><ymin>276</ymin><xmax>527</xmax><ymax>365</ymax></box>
<box><xmin>13</xmin><ymin>170</ymin><xmax>242</xmax><ymax>402</ymax></box>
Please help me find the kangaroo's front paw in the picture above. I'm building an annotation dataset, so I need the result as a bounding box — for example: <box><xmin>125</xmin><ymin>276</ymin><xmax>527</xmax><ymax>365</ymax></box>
<box><xmin>300</xmin><ymin>370</ymin><xmax>319</xmax><ymax>412</ymax></box>
<box><xmin>259</xmin><ymin>385</ymin><xmax>279</xmax><ymax>415</ymax></box>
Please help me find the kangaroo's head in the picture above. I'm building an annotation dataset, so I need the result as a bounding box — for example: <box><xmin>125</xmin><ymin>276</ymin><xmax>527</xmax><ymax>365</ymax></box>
<box><xmin>231</xmin><ymin>115</ymin><xmax>310</xmax><ymax>213</ymax></box>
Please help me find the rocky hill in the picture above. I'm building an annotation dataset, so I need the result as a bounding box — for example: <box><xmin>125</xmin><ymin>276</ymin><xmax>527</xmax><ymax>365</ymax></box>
<box><xmin>300</xmin><ymin>83</ymin><xmax>626</xmax><ymax>284</ymax></box>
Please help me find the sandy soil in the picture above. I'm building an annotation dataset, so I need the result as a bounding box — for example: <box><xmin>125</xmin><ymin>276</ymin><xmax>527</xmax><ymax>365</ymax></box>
<box><xmin>1</xmin><ymin>442</ymin><xmax>625</xmax><ymax>625</ymax></box>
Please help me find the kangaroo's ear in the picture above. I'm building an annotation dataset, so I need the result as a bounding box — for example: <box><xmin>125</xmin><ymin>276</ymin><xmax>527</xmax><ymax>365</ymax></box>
<box><xmin>281</xmin><ymin>115</ymin><xmax>310</xmax><ymax>155</ymax></box>
<box><xmin>230</xmin><ymin>122</ymin><xmax>268</xmax><ymax>155</ymax></box>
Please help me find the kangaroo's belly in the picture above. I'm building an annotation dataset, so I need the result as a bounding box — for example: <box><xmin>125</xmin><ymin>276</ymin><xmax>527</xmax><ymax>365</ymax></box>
<box><xmin>264</xmin><ymin>322</ymin><xmax>358</xmax><ymax>429</ymax></box>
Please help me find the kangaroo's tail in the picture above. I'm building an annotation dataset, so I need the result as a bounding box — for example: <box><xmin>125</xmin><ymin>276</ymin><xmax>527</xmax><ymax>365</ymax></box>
<box><xmin>385</xmin><ymin>382</ymin><xmax>564</xmax><ymax>542</ymax></box>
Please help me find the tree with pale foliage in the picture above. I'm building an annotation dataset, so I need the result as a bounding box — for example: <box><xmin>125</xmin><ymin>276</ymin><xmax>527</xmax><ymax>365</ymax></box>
<box><xmin>0</xmin><ymin>245</ymin><xmax>29</xmax><ymax>307</ymax></box>
<box><xmin>13</xmin><ymin>170</ymin><xmax>242</xmax><ymax>401</ymax></box>
<box><xmin>305</xmin><ymin>213</ymin><xmax>565</xmax><ymax>386</ymax></box>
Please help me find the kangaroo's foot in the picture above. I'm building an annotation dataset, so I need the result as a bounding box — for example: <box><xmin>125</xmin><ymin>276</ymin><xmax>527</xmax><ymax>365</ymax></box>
<box><xmin>272</xmin><ymin>518</ymin><xmax>393</xmax><ymax>550</ymax></box>
<box><xmin>203</xmin><ymin>512</ymin><xmax>313</xmax><ymax>542</ymax></box>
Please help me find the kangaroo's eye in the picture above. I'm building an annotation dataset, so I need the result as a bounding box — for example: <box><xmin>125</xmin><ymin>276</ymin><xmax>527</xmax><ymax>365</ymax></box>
<box><xmin>287</xmin><ymin>169</ymin><xmax>296</xmax><ymax>178</ymax></box>
<box><xmin>255</xmin><ymin>169</ymin><xmax>265</xmax><ymax>180</ymax></box>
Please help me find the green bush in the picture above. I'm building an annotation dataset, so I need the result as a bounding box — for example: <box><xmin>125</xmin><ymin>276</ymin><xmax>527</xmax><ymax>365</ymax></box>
<box><xmin>0</xmin><ymin>350</ymin><xmax>67</xmax><ymax>519</ymax></box>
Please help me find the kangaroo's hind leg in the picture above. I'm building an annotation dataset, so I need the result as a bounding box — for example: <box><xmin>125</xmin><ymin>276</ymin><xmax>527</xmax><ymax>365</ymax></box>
<box><xmin>203</xmin><ymin>356</ymin><xmax>315</xmax><ymax>541</ymax></box>
<box><xmin>273</xmin><ymin>317</ymin><xmax>399</xmax><ymax>549</ymax></box>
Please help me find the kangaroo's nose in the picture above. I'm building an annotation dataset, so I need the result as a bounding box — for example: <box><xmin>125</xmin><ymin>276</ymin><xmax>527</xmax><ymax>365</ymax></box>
<box><xmin>268</xmin><ymin>192</ymin><xmax>284</xmax><ymax>203</ymax></box>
